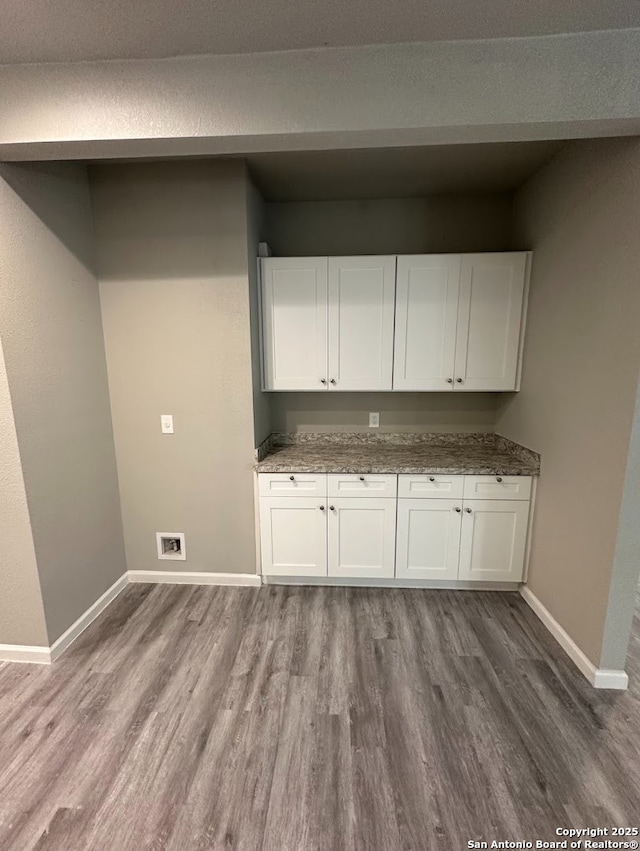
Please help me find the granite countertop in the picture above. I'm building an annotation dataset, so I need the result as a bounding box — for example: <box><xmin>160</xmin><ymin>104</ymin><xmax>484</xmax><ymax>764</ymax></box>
<box><xmin>256</xmin><ymin>433</ymin><xmax>540</xmax><ymax>476</ymax></box>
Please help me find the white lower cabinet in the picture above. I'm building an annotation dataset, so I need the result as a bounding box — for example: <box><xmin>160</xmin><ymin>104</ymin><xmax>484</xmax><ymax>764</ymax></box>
<box><xmin>328</xmin><ymin>498</ymin><xmax>396</xmax><ymax>579</ymax></box>
<box><xmin>259</xmin><ymin>497</ymin><xmax>327</xmax><ymax>577</ymax></box>
<box><xmin>458</xmin><ymin>500</ymin><xmax>530</xmax><ymax>583</ymax></box>
<box><xmin>396</xmin><ymin>499</ymin><xmax>462</xmax><ymax>580</ymax></box>
<box><xmin>259</xmin><ymin>474</ymin><xmax>533</xmax><ymax>584</ymax></box>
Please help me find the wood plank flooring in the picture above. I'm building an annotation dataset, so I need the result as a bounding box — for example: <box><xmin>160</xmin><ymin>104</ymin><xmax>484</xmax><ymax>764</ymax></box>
<box><xmin>1</xmin><ymin>585</ymin><xmax>639</xmax><ymax>850</ymax></box>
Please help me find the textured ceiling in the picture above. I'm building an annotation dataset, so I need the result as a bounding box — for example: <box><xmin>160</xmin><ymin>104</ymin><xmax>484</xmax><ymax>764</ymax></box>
<box><xmin>245</xmin><ymin>142</ymin><xmax>565</xmax><ymax>201</ymax></box>
<box><xmin>2</xmin><ymin>0</ymin><xmax>640</xmax><ymax>63</ymax></box>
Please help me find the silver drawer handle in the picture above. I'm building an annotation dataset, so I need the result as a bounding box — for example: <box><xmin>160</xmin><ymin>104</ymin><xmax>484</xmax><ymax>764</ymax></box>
<box><xmin>330</xmin><ymin>505</ymin><xmax>335</xmax><ymax>511</ymax></box>
<box><xmin>496</xmin><ymin>476</ymin><xmax>503</xmax><ymax>483</ymax></box>
<box><xmin>465</xmin><ymin>507</ymin><xmax>472</xmax><ymax>513</ymax></box>
<box><xmin>454</xmin><ymin>507</ymin><xmax>461</xmax><ymax>513</ymax></box>
<box><xmin>359</xmin><ymin>476</ymin><xmax>365</xmax><ymax>482</ymax></box>
<box><xmin>289</xmin><ymin>475</ymin><xmax>295</xmax><ymax>481</ymax></box>
<box><xmin>429</xmin><ymin>476</ymin><xmax>435</xmax><ymax>482</ymax></box>
<box><xmin>319</xmin><ymin>505</ymin><xmax>325</xmax><ymax>511</ymax></box>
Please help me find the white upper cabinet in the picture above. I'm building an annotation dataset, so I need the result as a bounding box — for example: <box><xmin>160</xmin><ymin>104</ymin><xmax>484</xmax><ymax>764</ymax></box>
<box><xmin>328</xmin><ymin>257</ymin><xmax>396</xmax><ymax>391</ymax></box>
<box><xmin>454</xmin><ymin>253</ymin><xmax>528</xmax><ymax>391</ymax></box>
<box><xmin>261</xmin><ymin>252</ymin><xmax>529</xmax><ymax>392</ymax></box>
<box><xmin>393</xmin><ymin>251</ymin><xmax>528</xmax><ymax>392</ymax></box>
<box><xmin>393</xmin><ymin>255</ymin><xmax>461</xmax><ymax>391</ymax></box>
<box><xmin>261</xmin><ymin>257</ymin><xmax>328</xmax><ymax>391</ymax></box>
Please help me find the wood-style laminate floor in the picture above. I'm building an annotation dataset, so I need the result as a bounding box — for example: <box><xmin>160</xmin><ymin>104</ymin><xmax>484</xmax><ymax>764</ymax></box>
<box><xmin>1</xmin><ymin>585</ymin><xmax>639</xmax><ymax>851</ymax></box>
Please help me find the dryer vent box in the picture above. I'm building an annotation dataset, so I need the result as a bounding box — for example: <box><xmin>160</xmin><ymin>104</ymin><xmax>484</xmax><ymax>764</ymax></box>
<box><xmin>156</xmin><ymin>532</ymin><xmax>186</xmax><ymax>561</ymax></box>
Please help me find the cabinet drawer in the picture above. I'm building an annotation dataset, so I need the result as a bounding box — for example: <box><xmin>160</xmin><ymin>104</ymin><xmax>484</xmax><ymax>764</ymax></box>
<box><xmin>463</xmin><ymin>475</ymin><xmax>532</xmax><ymax>501</ymax></box>
<box><xmin>328</xmin><ymin>473</ymin><xmax>397</xmax><ymax>499</ymax></box>
<box><xmin>398</xmin><ymin>474</ymin><xmax>463</xmax><ymax>500</ymax></box>
<box><xmin>259</xmin><ymin>473</ymin><xmax>327</xmax><ymax>498</ymax></box>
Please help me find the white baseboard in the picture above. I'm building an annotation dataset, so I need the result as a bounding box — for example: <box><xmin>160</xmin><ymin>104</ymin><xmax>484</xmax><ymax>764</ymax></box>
<box><xmin>49</xmin><ymin>573</ymin><xmax>129</xmax><ymax>662</ymax></box>
<box><xmin>0</xmin><ymin>644</ymin><xmax>52</xmax><ymax>664</ymax></box>
<box><xmin>264</xmin><ymin>576</ymin><xmax>520</xmax><ymax>590</ymax></box>
<box><xmin>127</xmin><ymin>570</ymin><xmax>261</xmax><ymax>587</ymax></box>
<box><xmin>1</xmin><ymin>570</ymin><xmax>261</xmax><ymax>667</ymax></box>
<box><xmin>520</xmin><ymin>586</ymin><xmax>628</xmax><ymax>690</ymax></box>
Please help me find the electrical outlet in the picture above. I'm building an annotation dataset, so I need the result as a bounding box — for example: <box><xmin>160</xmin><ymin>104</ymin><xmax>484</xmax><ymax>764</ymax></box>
<box><xmin>160</xmin><ymin>414</ymin><xmax>174</xmax><ymax>434</ymax></box>
<box><xmin>369</xmin><ymin>412</ymin><xmax>380</xmax><ymax>428</ymax></box>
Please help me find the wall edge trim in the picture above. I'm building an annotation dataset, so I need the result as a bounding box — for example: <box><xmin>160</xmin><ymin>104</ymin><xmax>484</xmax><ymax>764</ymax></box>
<box><xmin>0</xmin><ymin>644</ymin><xmax>52</xmax><ymax>664</ymax></box>
<box><xmin>127</xmin><ymin>570</ymin><xmax>261</xmax><ymax>586</ymax></box>
<box><xmin>49</xmin><ymin>572</ymin><xmax>129</xmax><ymax>662</ymax></box>
<box><xmin>520</xmin><ymin>586</ymin><xmax>628</xmax><ymax>690</ymax></box>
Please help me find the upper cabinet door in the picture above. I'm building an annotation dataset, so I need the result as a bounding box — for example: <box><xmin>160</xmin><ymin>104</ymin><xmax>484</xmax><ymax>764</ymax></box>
<box><xmin>327</xmin><ymin>257</ymin><xmax>396</xmax><ymax>391</ymax></box>
<box><xmin>453</xmin><ymin>252</ymin><xmax>528</xmax><ymax>391</ymax></box>
<box><xmin>261</xmin><ymin>257</ymin><xmax>328</xmax><ymax>391</ymax></box>
<box><xmin>393</xmin><ymin>255</ymin><xmax>461</xmax><ymax>391</ymax></box>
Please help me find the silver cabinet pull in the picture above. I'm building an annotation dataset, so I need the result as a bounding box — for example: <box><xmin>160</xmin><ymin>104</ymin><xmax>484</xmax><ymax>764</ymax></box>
<box><xmin>496</xmin><ymin>476</ymin><xmax>503</xmax><ymax>483</ymax></box>
<box><xmin>330</xmin><ymin>379</ymin><xmax>337</xmax><ymax>385</ymax></box>
<box><xmin>320</xmin><ymin>378</ymin><xmax>327</xmax><ymax>384</ymax></box>
<box><xmin>429</xmin><ymin>476</ymin><xmax>435</xmax><ymax>482</ymax></box>
<box><xmin>319</xmin><ymin>505</ymin><xmax>325</xmax><ymax>511</ymax></box>
<box><xmin>454</xmin><ymin>507</ymin><xmax>461</xmax><ymax>513</ymax></box>
<box><xmin>289</xmin><ymin>475</ymin><xmax>295</xmax><ymax>481</ymax></box>
<box><xmin>456</xmin><ymin>378</ymin><xmax>463</xmax><ymax>383</ymax></box>
<box><xmin>447</xmin><ymin>378</ymin><xmax>453</xmax><ymax>384</ymax></box>
<box><xmin>465</xmin><ymin>507</ymin><xmax>472</xmax><ymax>513</ymax></box>
<box><xmin>329</xmin><ymin>505</ymin><xmax>335</xmax><ymax>511</ymax></box>
<box><xmin>359</xmin><ymin>476</ymin><xmax>365</xmax><ymax>482</ymax></box>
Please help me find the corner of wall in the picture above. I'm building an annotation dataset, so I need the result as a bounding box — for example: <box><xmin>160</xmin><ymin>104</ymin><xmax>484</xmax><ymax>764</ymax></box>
<box><xmin>246</xmin><ymin>171</ymin><xmax>272</xmax><ymax>448</ymax></box>
<box><xmin>0</xmin><ymin>161</ymin><xmax>127</xmax><ymax>645</ymax></box>
<box><xmin>0</xmin><ymin>332</ymin><xmax>49</xmax><ymax>648</ymax></box>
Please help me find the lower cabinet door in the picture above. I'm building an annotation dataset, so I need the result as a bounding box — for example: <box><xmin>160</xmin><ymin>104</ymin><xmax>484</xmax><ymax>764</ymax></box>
<box><xmin>328</xmin><ymin>498</ymin><xmax>396</xmax><ymax>578</ymax></box>
<box><xmin>458</xmin><ymin>499</ymin><xmax>529</xmax><ymax>582</ymax></box>
<box><xmin>395</xmin><ymin>499</ymin><xmax>462</xmax><ymax>580</ymax></box>
<box><xmin>260</xmin><ymin>497</ymin><xmax>327</xmax><ymax>577</ymax></box>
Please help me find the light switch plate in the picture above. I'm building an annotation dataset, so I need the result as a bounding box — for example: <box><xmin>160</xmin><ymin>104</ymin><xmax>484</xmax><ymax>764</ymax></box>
<box><xmin>160</xmin><ymin>414</ymin><xmax>174</xmax><ymax>434</ymax></box>
<box><xmin>369</xmin><ymin>412</ymin><xmax>380</xmax><ymax>428</ymax></box>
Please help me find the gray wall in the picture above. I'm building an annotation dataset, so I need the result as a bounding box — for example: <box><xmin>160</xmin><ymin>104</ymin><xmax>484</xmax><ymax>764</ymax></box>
<box><xmin>497</xmin><ymin>138</ymin><xmax>640</xmax><ymax>668</ymax></box>
<box><xmin>266</xmin><ymin>194</ymin><xmax>510</xmax><ymax>434</ymax></box>
<box><xmin>270</xmin><ymin>393</ymin><xmax>500</xmax><ymax>434</ymax></box>
<box><xmin>93</xmin><ymin>160</ymin><xmax>258</xmax><ymax>575</ymax></box>
<box><xmin>0</xmin><ymin>336</ymin><xmax>48</xmax><ymax>647</ymax></box>
<box><xmin>0</xmin><ymin>162</ymin><xmax>126</xmax><ymax>644</ymax></box>
<box><xmin>265</xmin><ymin>195</ymin><xmax>514</xmax><ymax>256</ymax></box>
<box><xmin>2</xmin><ymin>30</ymin><xmax>640</xmax><ymax>160</ymax></box>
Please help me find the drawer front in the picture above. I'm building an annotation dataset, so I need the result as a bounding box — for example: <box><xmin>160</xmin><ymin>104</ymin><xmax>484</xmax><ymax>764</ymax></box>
<box><xmin>259</xmin><ymin>473</ymin><xmax>327</xmax><ymax>498</ymax></box>
<box><xmin>463</xmin><ymin>475</ymin><xmax>532</xmax><ymax>501</ymax></box>
<box><xmin>398</xmin><ymin>474</ymin><xmax>464</xmax><ymax>500</ymax></box>
<box><xmin>328</xmin><ymin>473</ymin><xmax>397</xmax><ymax>499</ymax></box>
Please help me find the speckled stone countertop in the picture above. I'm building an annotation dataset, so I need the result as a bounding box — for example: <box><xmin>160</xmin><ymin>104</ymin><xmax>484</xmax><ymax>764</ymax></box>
<box><xmin>256</xmin><ymin>433</ymin><xmax>540</xmax><ymax>476</ymax></box>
